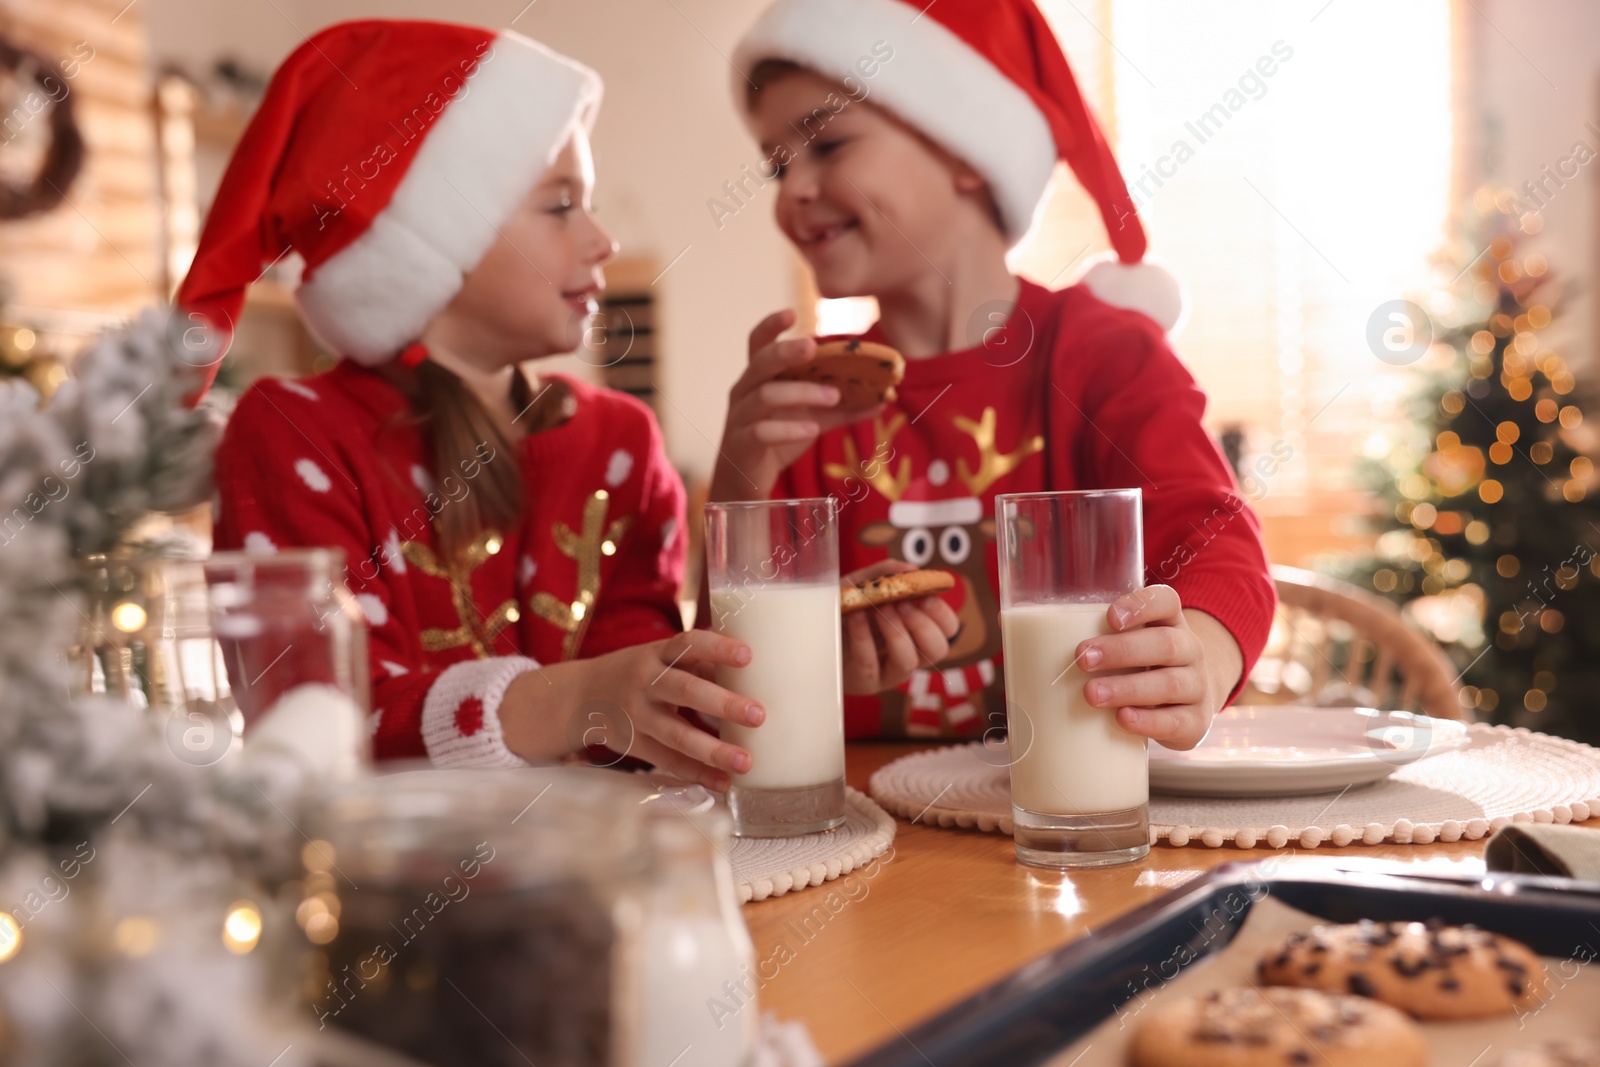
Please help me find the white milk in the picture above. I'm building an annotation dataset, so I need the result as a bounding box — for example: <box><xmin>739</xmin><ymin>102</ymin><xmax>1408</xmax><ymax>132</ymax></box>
<box><xmin>711</xmin><ymin>582</ymin><xmax>845</xmax><ymax>790</ymax></box>
<box><xmin>1001</xmin><ymin>603</ymin><xmax>1148</xmax><ymax>815</ymax></box>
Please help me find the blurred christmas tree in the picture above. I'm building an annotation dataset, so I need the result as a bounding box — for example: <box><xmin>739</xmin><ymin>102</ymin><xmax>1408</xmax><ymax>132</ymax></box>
<box><xmin>1339</xmin><ymin>188</ymin><xmax>1600</xmax><ymax>744</ymax></box>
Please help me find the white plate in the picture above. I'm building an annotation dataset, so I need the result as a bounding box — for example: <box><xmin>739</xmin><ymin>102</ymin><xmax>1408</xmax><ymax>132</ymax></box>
<box><xmin>1149</xmin><ymin>706</ymin><xmax>1471</xmax><ymax>798</ymax></box>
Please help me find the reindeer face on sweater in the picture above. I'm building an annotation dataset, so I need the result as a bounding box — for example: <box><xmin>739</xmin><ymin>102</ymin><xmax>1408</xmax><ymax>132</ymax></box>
<box><xmin>829</xmin><ymin>406</ymin><xmax>1041</xmax><ymax>671</ymax></box>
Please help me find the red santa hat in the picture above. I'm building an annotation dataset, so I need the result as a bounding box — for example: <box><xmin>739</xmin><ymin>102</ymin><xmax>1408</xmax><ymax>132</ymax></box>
<box><xmin>732</xmin><ymin>0</ymin><xmax>1184</xmax><ymax>332</ymax></box>
<box><xmin>176</xmin><ymin>20</ymin><xmax>602</xmax><ymax>387</ymax></box>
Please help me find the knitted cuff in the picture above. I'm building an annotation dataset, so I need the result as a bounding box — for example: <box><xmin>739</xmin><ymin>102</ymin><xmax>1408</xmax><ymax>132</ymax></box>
<box><xmin>420</xmin><ymin>656</ymin><xmax>539</xmax><ymax>768</ymax></box>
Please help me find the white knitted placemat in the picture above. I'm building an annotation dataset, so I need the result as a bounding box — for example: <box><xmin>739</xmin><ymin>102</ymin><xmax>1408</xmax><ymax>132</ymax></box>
<box><xmin>730</xmin><ymin>787</ymin><xmax>896</xmax><ymax>903</ymax></box>
<box><xmin>867</xmin><ymin>724</ymin><xmax>1600</xmax><ymax>849</ymax></box>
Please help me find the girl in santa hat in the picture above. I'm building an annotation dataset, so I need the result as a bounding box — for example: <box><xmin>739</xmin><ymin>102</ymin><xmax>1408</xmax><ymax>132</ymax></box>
<box><xmin>184</xmin><ymin>20</ymin><xmax>765</xmax><ymax>787</ymax></box>
<box><xmin>712</xmin><ymin>0</ymin><xmax>1276</xmax><ymax>746</ymax></box>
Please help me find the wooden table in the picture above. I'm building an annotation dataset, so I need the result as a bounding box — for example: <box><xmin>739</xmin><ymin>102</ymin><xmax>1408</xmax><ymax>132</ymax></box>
<box><xmin>742</xmin><ymin>742</ymin><xmax>1600</xmax><ymax>1065</ymax></box>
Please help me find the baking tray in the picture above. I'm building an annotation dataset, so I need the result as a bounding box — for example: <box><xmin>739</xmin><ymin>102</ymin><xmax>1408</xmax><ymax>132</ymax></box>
<box><xmin>845</xmin><ymin>859</ymin><xmax>1600</xmax><ymax>1067</ymax></box>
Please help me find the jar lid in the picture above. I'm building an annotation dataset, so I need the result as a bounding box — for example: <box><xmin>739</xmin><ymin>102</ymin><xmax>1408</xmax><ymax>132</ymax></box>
<box><xmin>314</xmin><ymin>765</ymin><xmax>650</xmax><ymax>887</ymax></box>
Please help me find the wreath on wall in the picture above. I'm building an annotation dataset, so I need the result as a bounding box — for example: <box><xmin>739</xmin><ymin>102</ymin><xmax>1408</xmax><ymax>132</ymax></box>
<box><xmin>0</xmin><ymin>34</ymin><xmax>86</xmax><ymax>220</ymax></box>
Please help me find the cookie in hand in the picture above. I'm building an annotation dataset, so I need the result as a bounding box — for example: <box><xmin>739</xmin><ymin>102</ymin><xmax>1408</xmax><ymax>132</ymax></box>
<box><xmin>776</xmin><ymin>339</ymin><xmax>905</xmax><ymax>409</ymax></box>
<box><xmin>840</xmin><ymin>569</ymin><xmax>956</xmax><ymax>616</ymax></box>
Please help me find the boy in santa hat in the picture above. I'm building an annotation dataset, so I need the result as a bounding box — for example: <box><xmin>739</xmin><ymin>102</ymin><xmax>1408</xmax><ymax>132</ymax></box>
<box><xmin>713</xmin><ymin>0</ymin><xmax>1276</xmax><ymax>745</ymax></box>
<box><xmin>186</xmin><ymin>20</ymin><xmax>768</xmax><ymax>786</ymax></box>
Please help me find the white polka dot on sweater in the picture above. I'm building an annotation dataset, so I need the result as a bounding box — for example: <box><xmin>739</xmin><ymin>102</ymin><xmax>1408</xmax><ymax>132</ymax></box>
<box><xmin>279</xmin><ymin>379</ymin><xmax>319</xmax><ymax>401</ymax></box>
<box><xmin>243</xmin><ymin>531</ymin><xmax>277</xmax><ymax>554</ymax></box>
<box><xmin>605</xmin><ymin>449</ymin><xmax>634</xmax><ymax>487</ymax></box>
<box><xmin>928</xmin><ymin>459</ymin><xmax>950</xmax><ymax>486</ymax></box>
<box><xmin>369</xmin><ymin>709</ymin><xmax>384</xmax><ymax>736</ymax></box>
<box><xmin>355</xmin><ymin>593</ymin><xmax>389</xmax><ymax>628</ymax></box>
<box><xmin>295</xmin><ymin>458</ymin><xmax>332</xmax><ymax>493</ymax></box>
<box><xmin>380</xmin><ymin>660</ymin><xmax>409</xmax><ymax>677</ymax></box>
<box><xmin>411</xmin><ymin>464</ymin><xmax>435</xmax><ymax>497</ymax></box>
<box><xmin>384</xmin><ymin>528</ymin><xmax>407</xmax><ymax>575</ymax></box>
<box><xmin>661</xmin><ymin>517</ymin><xmax>678</xmax><ymax>551</ymax></box>
<box><xmin>518</xmin><ymin>555</ymin><xmax>537</xmax><ymax>587</ymax></box>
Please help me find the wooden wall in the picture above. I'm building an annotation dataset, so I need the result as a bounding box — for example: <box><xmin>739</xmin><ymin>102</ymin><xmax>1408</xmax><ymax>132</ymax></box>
<box><xmin>0</xmin><ymin>0</ymin><xmax>159</xmax><ymax>334</ymax></box>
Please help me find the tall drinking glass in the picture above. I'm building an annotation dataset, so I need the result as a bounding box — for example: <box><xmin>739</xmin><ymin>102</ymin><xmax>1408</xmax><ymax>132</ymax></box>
<box><xmin>704</xmin><ymin>498</ymin><xmax>846</xmax><ymax>837</ymax></box>
<box><xmin>996</xmin><ymin>489</ymin><xmax>1149</xmax><ymax>868</ymax></box>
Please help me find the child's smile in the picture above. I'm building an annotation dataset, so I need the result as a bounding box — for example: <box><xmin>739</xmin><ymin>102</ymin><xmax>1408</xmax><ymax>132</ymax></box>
<box><xmin>794</xmin><ymin>214</ymin><xmax>859</xmax><ymax>255</ymax></box>
<box><xmin>749</xmin><ymin>67</ymin><xmax>1003</xmax><ymax>305</ymax></box>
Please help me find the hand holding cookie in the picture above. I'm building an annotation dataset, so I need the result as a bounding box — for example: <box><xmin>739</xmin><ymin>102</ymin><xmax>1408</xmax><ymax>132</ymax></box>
<box><xmin>840</xmin><ymin>560</ymin><xmax>960</xmax><ymax>696</ymax></box>
<box><xmin>712</xmin><ymin>309</ymin><xmax>902</xmax><ymax>501</ymax></box>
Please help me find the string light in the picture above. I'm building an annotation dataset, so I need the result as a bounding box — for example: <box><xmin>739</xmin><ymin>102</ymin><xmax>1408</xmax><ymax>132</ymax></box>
<box><xmin>111</xmin><ymin>601</ymin><xmax>147</xmax><ymax>632</ymax></box>
<box><xmin>0</xmin><ymin>912</ymin><xmax>20</xmax><ymax>963</ymax></box>
<box><xmin>223</xmin><ymin>902</ymin><xmax>262</xmax><ymax>954</ymax></box>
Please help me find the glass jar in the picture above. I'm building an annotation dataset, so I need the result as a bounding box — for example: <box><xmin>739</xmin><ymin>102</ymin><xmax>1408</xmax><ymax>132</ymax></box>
<box><xmin>69</xmin><ymin>552</ymin><xmax>246</xmax><ymax>766</ymax></box>
<box><xmin>305</xmin><ymin>767</ymin><xmax>651</xmax><ymax>1067</ymax></box>
<box><xmin>203</xmin><ymin>549</ymin><xmax>369</xmax><ymax>733</ymax></box>
<box><xmin>636</xmin><ymin>787</ymin><xmax>758</xmax><ymax>1067</ymax></box>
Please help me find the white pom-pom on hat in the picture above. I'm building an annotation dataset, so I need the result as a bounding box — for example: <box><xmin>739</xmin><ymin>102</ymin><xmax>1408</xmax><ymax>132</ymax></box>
<box><xmin>1079</xmin><ymin>253</ymin><xmax>1188</xmax><ymax>335</ymax></box>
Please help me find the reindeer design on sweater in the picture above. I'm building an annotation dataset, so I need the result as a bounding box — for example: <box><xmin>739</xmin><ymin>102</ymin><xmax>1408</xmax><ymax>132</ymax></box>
<box><xmin>827</xmin><ymin>408</ymin><xmax>1043</xmax><ymax>737</ymax></box>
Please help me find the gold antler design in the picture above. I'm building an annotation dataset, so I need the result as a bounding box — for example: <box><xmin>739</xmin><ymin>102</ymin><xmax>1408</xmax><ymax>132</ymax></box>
<box><xmin>823</xmin><ymin>412</ymin><xmax>912</xmax><ymax>501</ymax></box>
<box><xmin>403</xmin><ymin>530</ymin><xmax>519</xmax><ymax>659</ymax></box>
<box><xmin>529</xmin><ymin>489</ymin><xmax>632</xmax><ymax>660</ymax></box>
<box><xmin>954</xmin><ymin>407</ymin><xmax>1044</xmax><ymax>496</ymax></box>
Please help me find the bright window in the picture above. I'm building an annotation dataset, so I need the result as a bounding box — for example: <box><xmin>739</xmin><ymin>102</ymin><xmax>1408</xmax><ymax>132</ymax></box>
<box><xmin>1019</xmin><ymin>0</ymin><xmax>1453</xmax><ymax>527</ymax></box>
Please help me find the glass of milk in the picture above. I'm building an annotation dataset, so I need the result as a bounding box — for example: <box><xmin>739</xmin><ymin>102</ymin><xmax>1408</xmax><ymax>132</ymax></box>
<box><xmin>995</xmin><ymin>489</ymin><xmax>1150</xmax><ymax>868</ymax></box>
<box><xmin>705</xmin><ymin>498</ymin><xmax>847</xmax><ymax>837</ymax></box>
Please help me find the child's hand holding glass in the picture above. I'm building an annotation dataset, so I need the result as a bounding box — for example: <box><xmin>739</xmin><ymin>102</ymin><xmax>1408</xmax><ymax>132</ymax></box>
<box><xmin>1068</xmin><ymin>585</ymin><xmax>1244</xmax><ymax>751</ymax></box>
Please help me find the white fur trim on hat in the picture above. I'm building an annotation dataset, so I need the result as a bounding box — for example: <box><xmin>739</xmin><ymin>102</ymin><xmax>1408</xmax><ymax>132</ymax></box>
<box><xmin>1079</xmin><ymin>253</ymin><xmax>1187</xmax><ymax>334</ymax></box>
<box><xmin>295</xmin><ymin>32</ymin><xmax>602</xmax><ymax>365</ymax></box>
<box><xmin>733</xmin><ymin>0</ymin><xmax>1057</xmax><ymax>245</ymax></box>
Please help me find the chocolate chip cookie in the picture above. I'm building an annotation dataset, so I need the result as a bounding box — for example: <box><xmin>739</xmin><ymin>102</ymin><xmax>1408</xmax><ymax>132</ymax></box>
<box><xmin>840</xmin><ymin>568</ymin><xmax>956</xmax><ymax>615</ymax></box>
<box><xmin>777</xmin><ymin>338</ymin><xmax>905</xmax><ymax>409</ymax></box>
<box><xmin>1129</xmin><ymin>986</ymin><xmax>1426</xmax><ymax>1067</ymax></box>
<box><xmin>1258</xmin><ymin>919</ymin><xmax>1544</xmax><ymax>1020</ymax></box>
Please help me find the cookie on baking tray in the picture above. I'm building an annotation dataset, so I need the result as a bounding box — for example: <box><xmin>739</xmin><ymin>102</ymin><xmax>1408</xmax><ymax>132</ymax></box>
<box><xmin>775</xmin><ymin>338</ymin><xmax>905</xmax><ymax>409</ymax></box>
<box><xmin>1257</xmin><ymin>918</ymin><xmax>1544</xmax><ymax>1020</ymax></box>
<box><xmin>1128</xmin><ymin>986</ymin><xmax>1426</xmax><ymax>1067</ymax></box>
<box><xmin>840</xmin><ymin>569</ymin><xmax>956</xmax><ymax>615</ymax></box>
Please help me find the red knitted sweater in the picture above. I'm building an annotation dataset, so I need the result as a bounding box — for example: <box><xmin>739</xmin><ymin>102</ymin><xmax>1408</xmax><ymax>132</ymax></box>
<box><xmin>213</xmin><ymin>361</ymin><xmax>685</xmax><ymax>764</ymax></box>
<box><xmin>776</xmin><ymin>280</ymin><xmax>1276</xmax><ymax>739</ymax></box>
